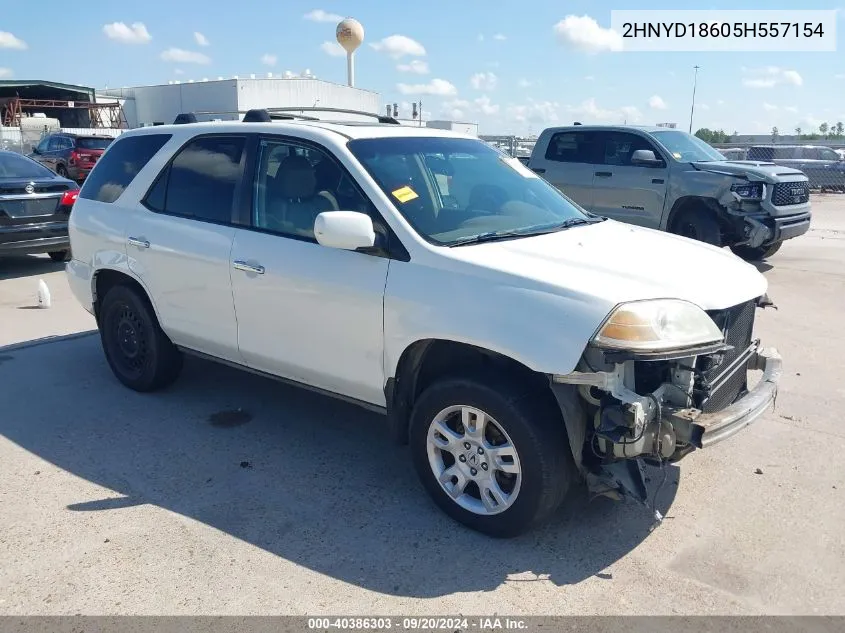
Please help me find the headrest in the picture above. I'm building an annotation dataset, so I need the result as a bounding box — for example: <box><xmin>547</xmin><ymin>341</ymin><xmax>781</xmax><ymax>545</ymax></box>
<box><xmin>274</xmin><ymin>155</ymin><xmax>316</xmax><ymax>199</ymax></box>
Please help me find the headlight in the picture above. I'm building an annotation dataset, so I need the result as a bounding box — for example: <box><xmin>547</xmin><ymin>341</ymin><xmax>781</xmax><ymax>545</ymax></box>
<box><xmin>731</xmin><ymin>182</ymin><xmax>765</xmax><ymax>201</ymax></box>
<box><xmin>593</xmin><ymin>299</ymin><xmax>723</xmax><ymax>352</ymax></box>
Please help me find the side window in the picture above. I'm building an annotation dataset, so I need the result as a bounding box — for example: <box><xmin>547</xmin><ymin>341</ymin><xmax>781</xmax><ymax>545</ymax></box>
<box><xmin>252</xmin><ymin>139</ymin><xmax>372</xmax><ymax>240</ymax></box>
<box><xmin>35</xmin><ymin>137</ymin><xmax>50</xmax><ymax>154</ymax></box>
<box><xmin>598</xmin><ymin>132</ymin><xmax>662</xmax><ymax>166</ymax></box>
<box><xmin>79</xmin><ymin>133</ymin><xmax>172</xmax><ymax>203</ymax></box>
<box><xmin>544</xmin><ymin>132</ymin><xmax>599</xmax><ymax>164</ymax></box>
<box><xmin>146</xmin><ymin>135</ymin><xmax>245</xmax><ymax>224</ymax></box>
<box><xmin>47</xmin><ymin>136</ymin><xmax>61</xmax><ymax>151</ymax></box>
<box><xmin>61</xmin><ymin>137</ymin><xmax>74</xmax><ymax>150</ymax></box>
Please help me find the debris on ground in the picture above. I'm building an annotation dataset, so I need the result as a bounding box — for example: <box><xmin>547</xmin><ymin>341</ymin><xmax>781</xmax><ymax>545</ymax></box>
<box><xmin>239</xmin><ymin>461</ymin><xmax>252</xmax><ymax>469</ymax></box>
<box><xmin>754</xmin><ymin>468</ymin><xmax>764</xmax><ymax>475</ymax></box>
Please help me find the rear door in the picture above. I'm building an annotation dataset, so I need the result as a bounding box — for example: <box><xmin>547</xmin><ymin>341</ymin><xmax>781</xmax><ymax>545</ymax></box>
<box><xmin>529</xmin><ymin>130</ymin><xmax>599</xmax><ymax>211</ymax></box>
<box><xmin>588</xmin><ymin>131</ymin><xmax>668</xmax><ymax>228</ymax></box>
<box><xmin>124</xmin><ymin>134</ymin><xmax>246</xmax><ymax>363</ymax></box>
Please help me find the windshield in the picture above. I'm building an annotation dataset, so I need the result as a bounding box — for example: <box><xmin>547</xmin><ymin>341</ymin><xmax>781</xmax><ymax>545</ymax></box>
<box><xmin>651</xmin><ymin>130</ymin><xmax>725</xmax><ymax>163</ymax></box>
<box><xmin>347</xmin><ymin>137</ymin><xmax>590</xmax><ymax>246</ymax></box>
<box><xmin>76</xmin><ymin>137</ymin><xmax>113</xmax><ymax>150</ymax></box>
<box><xmin>0</xmin><ymin>151</ymin><xmax>55</xmax><ymax>179</ymax></box>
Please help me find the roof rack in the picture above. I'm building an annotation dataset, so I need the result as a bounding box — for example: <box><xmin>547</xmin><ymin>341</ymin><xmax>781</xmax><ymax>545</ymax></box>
<box><xmin>264</xmin><ymin>107</ymin><xmax>400</xmax><ymax>124</ymax></box>
<box><xmin>171</xmin><ymin>107</ymin><xmax>400</xmax><ymax>126</ymax></box>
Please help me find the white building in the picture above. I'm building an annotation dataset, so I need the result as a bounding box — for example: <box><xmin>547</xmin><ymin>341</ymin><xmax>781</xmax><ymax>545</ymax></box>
<box><xmin>98</xmin><ymin>77</ymin><xmax>380</xmax><ymax>128</ymax></box>
<box><xmin>426</xmin><ymin>120</ymin><xmax>479</xmax><ymax>136</ymax></box>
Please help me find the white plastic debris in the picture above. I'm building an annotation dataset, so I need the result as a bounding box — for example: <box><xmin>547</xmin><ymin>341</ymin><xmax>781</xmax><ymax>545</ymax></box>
<box><xmin>37</xmin><ymin>279</ymin><xmax>51</xmax><ymax>309</ymax></box>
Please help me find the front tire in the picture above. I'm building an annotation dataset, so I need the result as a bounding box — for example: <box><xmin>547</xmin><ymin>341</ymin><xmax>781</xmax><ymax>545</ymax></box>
<box><xmin>670</xmin><ymin>207</ymin><xmax>722</xmax><ymax>247</ymax></box>
<box><xmin>98</xmin><ymin>284</ymin><xmax>183</xmax><ymax>392</ymax></box>
<box><xmin>409</xmin><ymin>374</ymin><xmax>574</xmax><ymax>538</ymax></box>
<box><xmin>730</xmin><ymin>241</ymin><xmax>783</xmax><ymax>261</ymax></box>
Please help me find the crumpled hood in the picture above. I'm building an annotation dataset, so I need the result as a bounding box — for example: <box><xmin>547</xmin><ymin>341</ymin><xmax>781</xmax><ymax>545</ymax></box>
<box><xmin>691</xmin><ymin>160</ymin><xmax>806</xmax><ymax>183</ymax></box>
<box><xmin>448</xmin><ymin>219</ymin><xmax>768</xmax><ymax>312</ymax></box>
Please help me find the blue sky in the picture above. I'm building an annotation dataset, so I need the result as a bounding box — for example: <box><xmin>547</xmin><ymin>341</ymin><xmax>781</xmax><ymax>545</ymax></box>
<box><xmin>1</xmin><ymin>0</ymin><xmax>843</xmax><ymax>135</ymax></box>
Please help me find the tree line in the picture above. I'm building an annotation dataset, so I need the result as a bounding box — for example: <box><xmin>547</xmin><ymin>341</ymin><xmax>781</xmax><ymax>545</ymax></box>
<box><xmin>695</xmin><ymin>122</ymin><xmax>845</xmax><ymax>144</ymax></box>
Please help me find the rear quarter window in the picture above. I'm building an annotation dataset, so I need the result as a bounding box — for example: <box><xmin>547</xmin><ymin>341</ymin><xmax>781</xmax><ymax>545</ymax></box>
<box><xmin>76</xmin><ymin>137</ymin><xmax>113</xmax><ymax>151</ymax></box>
<box><xmin>79</xmin><ymin>134</ymin><xmax>171</xmax><ymax>203</ymax></box>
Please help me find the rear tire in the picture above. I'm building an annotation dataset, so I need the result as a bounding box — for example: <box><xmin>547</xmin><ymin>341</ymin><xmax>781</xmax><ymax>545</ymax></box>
<box><xmin>730</xmin><ymin>241</ymin><xmax>782</xmax><ymax>261</ymax></box>
<box><xmin>98</xmin><ymin>284</ymin><xmax>183</xmax><ymax>392</ymax></box>
<box><xmin>670</xmin><ymin>207</ymin><xmax>722</xmax><ymax>247</ymax></box>
<box><xmin>409</xmin><ymin>373</ymin><xmax>574</xmax><ymax>538</ymax></box>
<box><xmin>56</xmin><ymin>164</ymin><xmax>69</xmax><ymax>178</ymax></box>
<box><xmin>48</xmin><ymin>250</ymin><xmax>70</xmax><ymax>262</ymax></box>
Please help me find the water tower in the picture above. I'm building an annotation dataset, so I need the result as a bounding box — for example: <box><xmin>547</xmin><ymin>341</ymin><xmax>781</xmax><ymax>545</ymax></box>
<box><xmin>336</xmin><ymin>18</ymin><xmax>364</xmax><ymax>87</ymax></box>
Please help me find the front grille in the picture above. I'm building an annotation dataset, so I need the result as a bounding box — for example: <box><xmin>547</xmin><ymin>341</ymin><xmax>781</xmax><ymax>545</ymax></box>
<box><xmin>696</xmin><ymin>300</ymin><xmax>757</xmax><ymax>413</ymax></box>
<box><xmin>772</xmin><ymin>181</ymin><xmax>810</xmax><ymax>206</ymax></box>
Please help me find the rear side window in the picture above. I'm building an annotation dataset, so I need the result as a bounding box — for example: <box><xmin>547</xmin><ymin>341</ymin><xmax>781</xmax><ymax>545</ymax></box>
<box><xmin>79</xmin><ymin>134</ymin><xmax>171</xmax><ymax>203</ymax></box>
<box><xmin>76</xmin><ymin>137</ymin><xmax>113</xmax><ymax>151</ymax></box>
<box><xmin>544</xmin><ymin>132</ymin><xmax>599</xmax><ymax>164</ymax></box>
<box><xmin>143</xmin><ymin>135</ymin><xmax>245</xmax><ymax>224</ymax></box>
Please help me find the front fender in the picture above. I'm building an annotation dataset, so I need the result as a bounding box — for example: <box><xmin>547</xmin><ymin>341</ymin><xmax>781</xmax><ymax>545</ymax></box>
<box><xmin>383</xmin><ymin>263</ymin><xmax>613</xmax><ymax>380</ymax></box>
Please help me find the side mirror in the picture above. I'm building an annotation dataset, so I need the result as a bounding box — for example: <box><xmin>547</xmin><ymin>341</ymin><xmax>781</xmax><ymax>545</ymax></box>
<box><xmin>631</xmin><ymin>149</ymin><xmax>663</xmax><ymax>167</ymax></box>
<box><xmin>314</xmin><ymin>211</ymin><xmax>376</xmax><ymax>251</ymax></box>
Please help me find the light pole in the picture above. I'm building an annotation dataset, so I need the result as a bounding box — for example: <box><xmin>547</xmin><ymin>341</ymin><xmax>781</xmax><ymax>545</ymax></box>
<box><xmin>689</xmin><ymin>65</ymin><xmax>700</xmax><ymax>134</ymax></box>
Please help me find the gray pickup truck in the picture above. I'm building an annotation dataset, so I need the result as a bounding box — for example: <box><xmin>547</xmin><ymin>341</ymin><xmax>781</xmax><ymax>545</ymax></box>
<box><xmin>527</xmin><ymin>125</ymin><xmax>812</xmax><ymax>260</ymax></box>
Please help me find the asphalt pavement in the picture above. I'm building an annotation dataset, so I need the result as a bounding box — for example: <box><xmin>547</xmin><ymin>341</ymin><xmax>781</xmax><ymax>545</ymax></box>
<box><xmin>1</xmin><ymin>196</ymin><xmax>843</xmax><ymax>615</ymax></box>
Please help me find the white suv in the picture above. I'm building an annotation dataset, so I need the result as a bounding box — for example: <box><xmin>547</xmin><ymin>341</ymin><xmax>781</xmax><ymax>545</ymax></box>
<box><xmin>67</xmin><ymin>111</ymin><xmax>782</xmax><ymax>537</ymax></box>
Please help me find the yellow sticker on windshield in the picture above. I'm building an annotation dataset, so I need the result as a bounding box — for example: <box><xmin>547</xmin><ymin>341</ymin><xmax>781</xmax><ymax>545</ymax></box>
<box><xmin>672</xmin><ymin>152</ymin><xmax>682</xmax><ymax>159</ymax></box>
<box><xmin>392</xmin><ymin>185</ymin><xmax>419</xmax><ymax>203</ymax></box>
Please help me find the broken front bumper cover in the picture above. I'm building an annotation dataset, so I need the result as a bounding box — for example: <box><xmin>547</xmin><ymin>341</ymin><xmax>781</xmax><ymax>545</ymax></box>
<box><xmin>669</xmin><ymin>347</ymin><xmax>782</xmax><ymax>448</ymax></box>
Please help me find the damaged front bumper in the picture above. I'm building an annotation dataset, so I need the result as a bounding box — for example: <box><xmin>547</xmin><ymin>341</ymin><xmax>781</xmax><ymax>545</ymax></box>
<box><xmin>674</xmin><ymin>347</ymin><xmax>781</xmax><ymax>448</ymax></box>
<box><xmin>549</xmin><ymin>339</ymin><xmax>782</xmax><ymax>503</ymax></box>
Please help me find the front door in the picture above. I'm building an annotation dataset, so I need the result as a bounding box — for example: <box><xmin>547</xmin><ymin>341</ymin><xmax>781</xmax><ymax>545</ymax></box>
<box><xmin>589</xmin><ymin>131</ymin><xmax>668</xmax><ymax>228</ymax></box>
<box><xmin>230</xmin><ymin>137</ymin><xmax>389</xmax><ymax>405</ymax></box>
<box><xmin>529</xmin><ymin>130</ymin><xmax>600</xmax><ymax>212</ymax></box>
<box><xmin>124</xmin><ymin>134</ymin><xmax>247</xmax><ymax>363</ymax></box>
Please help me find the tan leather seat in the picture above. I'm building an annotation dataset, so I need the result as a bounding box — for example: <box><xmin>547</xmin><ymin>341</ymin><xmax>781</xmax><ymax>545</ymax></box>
<box><xmin>264</xmin><ymin>156</ymin><xmax>338</xmax><ymax>237</ymax></box>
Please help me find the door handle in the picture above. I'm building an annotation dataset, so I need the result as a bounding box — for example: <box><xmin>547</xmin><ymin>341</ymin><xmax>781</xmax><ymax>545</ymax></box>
<box><xmin>233</xmin><ymin>260</ymin><xmax>265</xmax><ymax>275</ymax></box>
<box><xmin>595</xmin><ymin>171</ymin><xmax>612</xmax><ymax>178</ymax></box>
<box><xmin>652</xmin><ymin>178</ymin><xmax>665</xmax><ymax>184</ymax></box>
<box><xmin>127</xmin><ymin>236</ymin><xmax>150</xmax><ymax>249</ymax></box>
<box><xmin>532</xmin><ymin>168</ymin><xmax>546</xmax><ymax>174</ymax></box>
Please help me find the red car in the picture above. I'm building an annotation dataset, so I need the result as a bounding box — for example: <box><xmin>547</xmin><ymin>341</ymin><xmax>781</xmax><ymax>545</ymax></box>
<box><xmin>29</xmin><ymin>133</ymin><xmax>114</xmax><ymax>182</ymax></box>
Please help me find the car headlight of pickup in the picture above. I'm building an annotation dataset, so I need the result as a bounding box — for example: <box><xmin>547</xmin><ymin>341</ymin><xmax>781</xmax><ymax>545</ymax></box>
<box><xmin>731</xmin><ymin>182</ymin><xmax>766</xmax><ymax>201</ymax></box>
<box><xmin>592</xmin><ymin>299</ymin><xmax>724</xmax><ymax>352</ymax></box>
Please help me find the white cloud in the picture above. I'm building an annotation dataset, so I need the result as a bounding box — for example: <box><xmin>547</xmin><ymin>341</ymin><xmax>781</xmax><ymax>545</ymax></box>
<box><xmin>568</xmin><ymin>98</ymin><xmax>641</xmax><ymax>123</ymax></box>
<box><xmin>517</xmin><ymin>78</ymin><xmax>532</xmax><ymax>88</ymax></box>
<box><xmin>508</xmin><ymin>99</ymin><xmax>561</xmax><ymax>124</ymax></box>
<box><xmin>475</xmin><ymin>95</ymin><xmax>500</xmax><ymax>115</ymax></box>
<box><xmin>397</xmin><ymin>59</ymin><xmax>429</xmax><ymax>74</ymax></box>
<box><xmin>0</xmin><ymin>31</ymin><xmax>27</xmax><ymax>50</ymax></box>
<box><xmin>784</xmin><ymin>106</ymin><xmax>799</xmax><ymax>113</ymax></box>
<box><xmin>584</xmin><ymin>75</ymin><xmax>595</xmax><ymax>81</ymax></box>
<box><xmin>742</xmin><ymin>66</ymin><xmax>803</xmax><ymax>88</ymax></box>
<box><xmin>493</xmin><ymin>33</ymin><xmax>507</xmax><ymax>41</ymax></box>
<box><xmin>102</xmin><ymin>22</ymin><xmax>152</xmax><ymax>44</ymax></box>
<box><xmin>470</xmin><ymin>72</ymin><xmax>498</xmax><ymax>91</ymax></box>
<box><xmin>554</xmin><ymin>15</ymin><xmax>623</xmax><ymax>53</ymax></box>
<box><xmin>396</xmin><ymin>78</ymin><xmax>457</xmax><ymax>96</ymax></box>
<box><xmin>836</xmin><ymin>73</ymin><xmax>845</xmax><ymax>79</ymax></box>
<box><xmin>370</xmin><ymin>35</ymin><xmax>426</xmax><ymax>59</ymax></box>
<box><xmin>194</xmin><ymin>32</ymin><xmax>209</xmax><ymax>47</ymax></box>
<box><xmin>0</xmin><ymin>68</ymin><xmax>13</xmax><ymax>78</ymax></box>
<box><xmin>261</xmin><ymin>53</ymin><xmax>277</xmax><ymax>66</ymax></box>
<box><xmin>160</xmin><ymin>48</ymin><xmax>211</xmax><ymax>64</ymax></box>
<box><xmin>648</xmin><ymin>95</ymin><xmax>667</xmax><ymax>110</ymax></box>
<box><xmin>477</xmin><ymin>34</ymin><xmax>485</xmax><ymax>42</ymax></box>
<box><xmin>716</xmin><ymin>100</ymin><xmax>725</xmax><ymax>106</ymax></box>
<box><xmin>174</xmin><ymin>68</ymin><xmax>184</xmax><ymax>75</ymax></box>
<box><xmin>763</xmin><ymin>102</ymin><xmax>778</xmax><ymax>112</ymax></box>
<box><xmin>304</xmin><ymin>9</ymin><xmax>343</xmax><ymax>23</ymax></box>
<box><xmin>320</xmin><ymin>41</ymin><xmax>346</xmax><ymax>57</ymax></box>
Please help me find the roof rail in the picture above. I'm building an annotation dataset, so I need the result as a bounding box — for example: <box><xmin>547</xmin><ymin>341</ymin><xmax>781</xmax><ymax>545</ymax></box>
<box><xmin>173</xmin><ymin>112</ymin><xmax>198</xmax><ymax>125</ymax></box>
<box><xmin>265</xmin><ymin>107</ymin><xmax>400</xmax><ymax>124</ymax></box>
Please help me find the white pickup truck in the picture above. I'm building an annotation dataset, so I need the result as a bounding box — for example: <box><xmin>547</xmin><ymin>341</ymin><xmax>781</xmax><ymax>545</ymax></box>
<box><xmin>67</xmin><ymin>110</ymin><xmax>781</xmax><ymax>536</ymax></box>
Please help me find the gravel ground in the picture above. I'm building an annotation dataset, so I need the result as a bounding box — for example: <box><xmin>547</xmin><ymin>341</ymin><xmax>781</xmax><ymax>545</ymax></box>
<box><xmin>0</xmin><ymin>195</ymin><xmax>843</xmax><ymax>615</ymax></box>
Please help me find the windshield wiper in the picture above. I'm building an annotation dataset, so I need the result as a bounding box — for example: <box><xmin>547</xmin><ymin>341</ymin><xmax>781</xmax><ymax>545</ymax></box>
<box><xmin>450</xmin><ymin>217</ymin><xmax>603</xmax><ymax>247</ymax></box>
